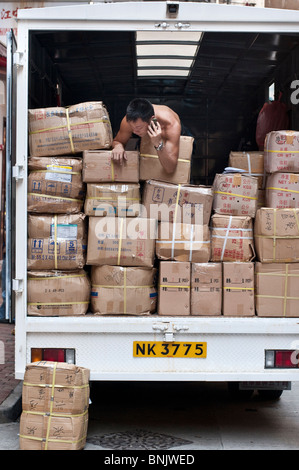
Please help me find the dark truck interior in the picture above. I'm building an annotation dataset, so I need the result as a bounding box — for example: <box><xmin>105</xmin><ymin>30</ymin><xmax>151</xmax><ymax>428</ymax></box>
<box><xmin>28</xmin><ymin>30</ymin><xmax>299</xmax><ymax>184</ymax></box>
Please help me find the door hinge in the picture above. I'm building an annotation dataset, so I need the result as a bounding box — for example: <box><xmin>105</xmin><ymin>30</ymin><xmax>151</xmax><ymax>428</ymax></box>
<box><xmin>12</xmin><ymin>165</ymin><xmax>24</xmax><ymax>181</ymax></box>
<box><xmin>12</xmin><ymin>278</ymin><xmax>24</xmax><ymax>293</ymax></box>
<box><xmin>13</xmin><ymin>51</ymin><xmax>25</xmax><ymax>68</ymax></box>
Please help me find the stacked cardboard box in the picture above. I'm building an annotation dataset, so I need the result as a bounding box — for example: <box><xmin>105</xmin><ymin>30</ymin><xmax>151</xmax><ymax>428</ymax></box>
<box><xmin>28</xmin><ymin>102</ymin><xmax>113</xmax><ymax>157</ymax></box>
<box><xmin>210</xmin><ymin>214</ymin><xmax>254</xmax><ymax>262</ymax></box>
<box><xmin>255</xmin><ymin>262</ymin><xmax>299</xmax><ymax>317</ymax></box>
<box><xmin>90</xmin><ymin>265</ymin><xmax>157</xmax><ymax>315</ymax></box>
<box><xmin>84</xmin><ymin>183</ymin><xmax>141</xmax><ymax>217</ymax></box>
<box><xmin>228</xmin><ymin>151</ymin><xmax>265</xmax><ymax>190</ymax></box>
<box><xmin>27</xmin><ymin>213</ymin><xmax>87</xmax><ymax>270</ymax></box>
<box><xmin>212</xmin><ymin>173</ymin><xmax>258</xmax><ymax>217</ymax></box>
<box><xmin>19</xmin><ymin>362</ymin><xmax>90</xmax><ymax>450</ymax></box>
<box><xmin>27</xmin><ymin>102</ymin><xmax>299</xmax><ymax>318</ymax></box>
<box><xmin>27</xmin><ymin>270</ymin><xmax>91</xmax><ymax>316</ymax></box>
<box><xmin>210</xmin><ymin>169</ymin><xmax>258</xmax><ymax>316</ymax></box>
<box><xmin>140</xmin><ymin>135</ymin><xmax>193</xmax><ymax>184</ymax></box>
<box><xmin>191</xmin><ymin>263</ymin><xmax>222</xmax><ymax>316</ymax></box>
<box><xmin>27</xmin><ymin>101</ymin><xmax>114</xmax><ymax>317</ymax></box>
<box><xmin>81</xmin><ymin>139</ymin><xmax>158</xmax><ymax>314</ymax></box>
<box><xmin>254</xmin><ymin>130</ymin><xmax>299</xmax><ymax>317</ymax></box>
<box><xmin>264</xmin><ymin>131</ymin><xmax>299</xmax><ymax>173</ymax></box>
<box><xmin>28</xmin><ymin>156</ymin><xmax>85</xmax><ymax>214</ymax></box>
<box><xmin>82</xmin><ymin>150</ymin><xmax>139</xmax><ymax>183</ymax></box>
<box><xmin>139</xmin><ymin>136</ymin><xmax>212</xmax><ymax>315</ymax></box>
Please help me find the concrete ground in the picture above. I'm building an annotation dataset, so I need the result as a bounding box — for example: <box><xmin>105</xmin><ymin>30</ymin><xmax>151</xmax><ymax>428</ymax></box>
<box><xmin>2</xmin><ymin>380</ymin><xmax>299</xmax><ymax>451</ymax></box>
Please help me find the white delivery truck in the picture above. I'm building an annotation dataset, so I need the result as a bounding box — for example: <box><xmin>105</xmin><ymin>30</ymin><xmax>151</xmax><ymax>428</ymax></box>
<box><xmin>7</xmin><ymin>1</ymin><xmax>299</xmax><ymax>397</ymax></box>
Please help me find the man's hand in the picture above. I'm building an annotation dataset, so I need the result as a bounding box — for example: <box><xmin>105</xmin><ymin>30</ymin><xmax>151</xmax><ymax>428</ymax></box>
<box><xmin>111</xmin><ymin>143</ymin><xmax>127</xmax><ymax>165</ymax></box>
<box><xmin>147</xmin><ymin>119</ymin><xmax>163</xmax><ymax>149</ymax></box>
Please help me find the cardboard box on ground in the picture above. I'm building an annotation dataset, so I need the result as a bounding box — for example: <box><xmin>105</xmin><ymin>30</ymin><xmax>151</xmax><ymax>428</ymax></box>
<box><xmin>19</xmin><ymin>362</ymin><xmax>90</xmax><ymax>451</ymax></box>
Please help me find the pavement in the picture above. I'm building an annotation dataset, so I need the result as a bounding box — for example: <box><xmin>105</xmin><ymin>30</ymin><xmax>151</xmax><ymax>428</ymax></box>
<box><xmin>0</xmin><ymin>322</ymin><xmax>22</xmax><ymax>423</ymax></box>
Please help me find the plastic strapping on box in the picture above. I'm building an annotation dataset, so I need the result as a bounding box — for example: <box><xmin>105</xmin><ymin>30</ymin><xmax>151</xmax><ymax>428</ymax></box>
<box><xmin>267</xmin><ymin>149</ymin><xmax>299</xmax><ymax>153</ymax></box>
<box><xmin>110</xmin><ymin>159</ymin><xmax>115</xmax><ymax>182</ymax></box>
<box><xmin>246</xmin><ymin>153</ymin><xmax>252</xmax><ymax>175</ymax></box>
<box><xmin>140</xmin><ymin>153</ymin><xmax>190</xmax><ymax>163</ymax></box>
<box><xmin>214</xmin><ymin>190</ymin><xmax>257</xmax><ymax>200</ymax></box>
<box><xmin>28</xmin><ymin>192</ymin><xmax>82</xmax><ymax>203</ymax></box>
<box><xmin>117</xmin><ymin>217</ymin><xmax>124</xmax><ymax>265</ymax></box>
<box><xmin>220</xmin><ymin>216</ymin><xmax>232</xmax><ymax>261</ymax></box>
<box><xmin>27</xmin><ymin>301</ymin><xmax>89</xmax><ymax>306</ymax></box>
<box><xmin>267</xmin><ymin>186</ymin><xmax>299</xmax><ymax>195</ymax></box>
<box><xmin>45</xmin><ymin>361</ymin><xmax>57</xmax><ymax>449</ymax></box>
<box><xmin>29</xmin><ymin>118</ymin><xmax>110</xmax><ymax>135</ymax></box>
<box><xmin>160</xmin><ymin>284</ymin><xmax>190</xmax><ymax>290</ymax></box>
<box><xmin>28</xmin><ymin>274</ymin><xmax>87</xmax><ymax>281</ymax></box>
<box><xmin>223</xmin><ymin>287</ymin><xmax>254</xmax><ymax>291</ymax></box>
<box><xmin>34</xmin><ymin>169</ymin><xmax>80</xmax><ymax>175</ymax></box>
<box><xmin>65</xmin><ymin>108</ymin><xmax>75</xmax><ymax>153</ymax></box>
<box><xmin>54</xmin><ymin>215</ymin><xmax>58</xmax><ymax>269</ymax></box>
<box><xmin>85</xmin><ymin>196</ymin><xmax>139</xmax><ymax>201</ymax></box>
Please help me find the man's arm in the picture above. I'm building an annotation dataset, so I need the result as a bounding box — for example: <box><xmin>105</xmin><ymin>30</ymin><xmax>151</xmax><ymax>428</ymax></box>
<box><xmin>111</xmin><ymin>117</ymin><xmax>132</xmax><ymax>164</ymax></box>
<box><xmin>147</xmin><ymin>120</ymin><xmax>180</xmax><ymax>174</ymax></box>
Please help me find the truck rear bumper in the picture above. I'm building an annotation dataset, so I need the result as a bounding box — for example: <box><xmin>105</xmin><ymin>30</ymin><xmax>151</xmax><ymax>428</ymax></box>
<box><xmin>15</xmin><ymin>316</ymin><xmax>299</xmax><ymax>381</ymax></box>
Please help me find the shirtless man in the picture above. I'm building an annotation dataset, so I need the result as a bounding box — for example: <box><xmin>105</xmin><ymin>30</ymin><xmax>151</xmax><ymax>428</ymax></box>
<box><xmin>111</xmin><ymin>98</ymin><xmax>181</xmax><ymax>174</ymax></box>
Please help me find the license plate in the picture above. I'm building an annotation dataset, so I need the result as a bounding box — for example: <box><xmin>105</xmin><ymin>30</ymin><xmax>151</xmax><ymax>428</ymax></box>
<box><xmin>133</xmin><ymin>341</ymin><xmax>207</xmax><ymax>358</ymax></box>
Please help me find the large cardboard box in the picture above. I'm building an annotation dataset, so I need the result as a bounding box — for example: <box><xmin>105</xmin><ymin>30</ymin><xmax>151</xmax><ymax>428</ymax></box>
<box><xmin>158</xmin><ymin>261</ymin><xmax>190</xmax><ymax>316</ymax></box>
<box><xmin>266</xmin><ymin>172</ymin><xmax>299</xmax><ymax>208</ymax></box>
<box><xmin>27</xmin><ymin>270</ymin><xmax>90</xmax><ymax>316</ymax></box>
<box><xmin>156</xmin><ymin>222</ymin><xmax>210</xmax><ymax>262</ymax></box>
<box><xmin>27</xmin><ymin>192</ymin><xmax>84</xmax><ymax>214</ymax></box>
<box><xmin>90</xmin><ymin>265</ymin><xmax>157</xmax><ymax>315</ymax></box>
<box><xmin>254</xmin><ymin>207</ymin><xmax>299</xmax><ymax>262</ymax></box>
<box><xmin>228</xmin><ymin>151</ymin><xmax>265</xmax><ymax>189</ymax></box>
<box><xmin>140</xmin><ymin>135</ymin><xmax>193</xmax><ymax>184</ymax></box>
<box><xmin>222</xmin><ymin>262</ymin><xmax>255</xmax><ymax>316</ymax></box>
<box><xmin>84</xmin><ymin>183</ymin><xmax>140</xmax><ymax>217</ymax></box>
<box><xmin>87</xmin><ymin>216</ymin><xmax>157</xmax><ymax>267</ymax></box>
<box><xmin>210</xmin><ymin>214</ymin><xmax>254</xmax><ymax>262</ymax></box>
<box><xmin>28</xmin><ymin>101</ymin><xmax>113</xmax><ymax>157</ymax></box>
<box><xmin>141</xmin><ymin>180</ymin><xmax>213</xmax><ymax>225</ymax></box>
<box><xmin>28</xmin><ymin>156</ymin><xmax>85</xmax><ymax>213</ymax></box>
<box><xmin>22</xmin><ymin>361</ymin><xmax>90</xmax><ymax>415</ymax></box>
<box><xmin>27</xmin><ymin>213</ymin><xmax>87</xmax><ymax>270</ymax></box>
<box><xmin>191</xmin><ymin>263</ymin><xmax>222</xmax><ymax>316</ymax></box>
<box><xmin>28</xmin><ymin>156</ymin><xmax>85</xmax><ymax>212</ymax></box>
<box><xmin>255</xmin><ymin>262</ymin><xmax>299</xmax><ymax>317</ymax></box>
<box><xmin>20</xmin><ymin>361</ymin><xmax>89</xmax><ymax>450</ymax></box>
<box><xmin>28</xmin><ymin>213</ymin><xmax>87</xmax><ymax>239</ymax></box>
<box><xmin>82</xmin><ymin>150</ymin><xmax>139</xmax><ymax>183</ymax></box>
<box><xmin>19</xmin><ymin>412</ymin><xmax>88</xmax><ymax>451</ymax></box>
<box><xmin>264</xmin><ymin>130</ymin><xmax>299</xmax><ymax>173</ymax></box>
<box><xmin>212</xmin><ymin>173</ymin><xmax>258</xmax><ymax>217</ymax></box>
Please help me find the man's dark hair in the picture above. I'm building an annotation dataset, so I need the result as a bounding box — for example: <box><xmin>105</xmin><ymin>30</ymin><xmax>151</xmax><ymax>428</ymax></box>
<box><xmin>126</xmin><ymin>98</ymin><xmax>154</xmax><ymax>123</ymax></box>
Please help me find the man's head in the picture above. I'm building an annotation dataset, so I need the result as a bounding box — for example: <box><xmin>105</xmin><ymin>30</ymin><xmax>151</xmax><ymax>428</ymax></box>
<box><xmin>126</xmin><ymin>98</ymin><xmax>155</xmax><ymax>137</ymax></box>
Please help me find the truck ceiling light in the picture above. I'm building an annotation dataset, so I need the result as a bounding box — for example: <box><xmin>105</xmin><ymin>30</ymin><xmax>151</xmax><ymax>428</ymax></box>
<box><xmin>136</xmin><ymin>31</ymin><xmax>202</xmax><ymax>78</ymax></box>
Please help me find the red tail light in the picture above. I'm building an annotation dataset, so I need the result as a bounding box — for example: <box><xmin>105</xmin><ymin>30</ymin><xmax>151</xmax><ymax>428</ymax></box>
<box><xmin>31</xmin><ymin>348</ymin><xmax>75</xmax><ymax>364</ymax></box>
<box><xmin>265</xmin><ymin>350</ymin><xmax>299</xmax><ymax>368</ymax></box>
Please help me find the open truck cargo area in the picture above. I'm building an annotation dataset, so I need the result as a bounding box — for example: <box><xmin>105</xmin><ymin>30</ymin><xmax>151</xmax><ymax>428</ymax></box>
<box><xmin>10</xmin><ymin>1</ymin><xmax>299</xmax><ymax>386</ymax></box>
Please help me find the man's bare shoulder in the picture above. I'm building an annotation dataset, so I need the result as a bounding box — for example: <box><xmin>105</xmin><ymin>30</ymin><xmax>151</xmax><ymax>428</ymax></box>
<box><xmin>154</xmin><ymin>104</ymin><xmax>180</xmax><ymax>121</ymax></box>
